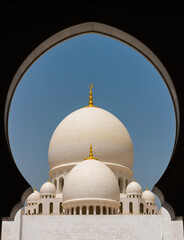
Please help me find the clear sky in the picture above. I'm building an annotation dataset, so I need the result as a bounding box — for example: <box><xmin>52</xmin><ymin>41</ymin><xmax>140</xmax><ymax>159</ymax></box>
<box><xmin>8</xmin><ymin>33</ymin><xmax>175</xmax><ymax>208</ymax></box>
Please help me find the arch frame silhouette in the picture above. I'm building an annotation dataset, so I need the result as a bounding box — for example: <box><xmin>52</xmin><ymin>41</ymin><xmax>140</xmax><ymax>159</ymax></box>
<box><xmin>4</xmin><ymin>22</ymin><xmax>179</xmax><ymax>220</ymax></box>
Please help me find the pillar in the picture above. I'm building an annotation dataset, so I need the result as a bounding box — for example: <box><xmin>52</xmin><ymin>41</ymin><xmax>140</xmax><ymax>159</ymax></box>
<box><xmin>100</xmin><ymin>206</ymin><xmax>103</xmax><ymax>215</ymax></box>
<box><xmin>94</xmin><ymin>206</ymin><xmax>96</xmax><ymax>215</ymax></box>
<box><xmin>123</xmin><ymin>179</ymin><xmax>126</xmax><ymax>193</ymax></box>
<box><xmin>87</xmin><ymin>206</ymin><xmax>89</xmax><ymax>215</ymax></box>
<box><xmin>56</xmin><ymin>178</ymin><xmax>59</xmax><ymax>194</ymax></box>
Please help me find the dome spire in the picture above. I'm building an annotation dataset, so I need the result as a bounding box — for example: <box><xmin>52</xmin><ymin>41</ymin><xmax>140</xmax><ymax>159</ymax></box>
<box><xmin>84</xmin><ymin>145</ymin><xmax>98</xmax><ymax>160</ymax></box>
<box><xmin>83</xmin><ymin>84</ymin><xmax>98</xmax><ymax>108</ymax></box>
<box><xmin>88</xmin><ymin>84</ymin><xmax>94</xmax><ymax>107</ymax></box>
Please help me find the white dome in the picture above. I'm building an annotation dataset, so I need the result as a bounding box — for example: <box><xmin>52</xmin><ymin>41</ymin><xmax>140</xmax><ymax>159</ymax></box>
<box><xmin>27</xmin><ymin>190</ymin><xmax>40</xmax><ymax>202</ymax></box>
<box><xmin>126</xmin><ymin>181</ymin><xmax>142</xmax><ymax>196</ymax></box>
<box><xmin>40</xmin><ymin>181</ymin><xmax>56</xmax><ymax>196</ymax></box>
<box><xmin>63</xmin><ymin>159</ymin><xmax>120</xmax><ymax>203</ymax></box>
<box><xmin>48</xmin><ymin>107</ymin><xmax>133</xmax><ymax>171</ymax></box>
<box><xmin>142</xmin><ymin>189</ymin><xmax>155</xmax><ymax>204</ymax></box>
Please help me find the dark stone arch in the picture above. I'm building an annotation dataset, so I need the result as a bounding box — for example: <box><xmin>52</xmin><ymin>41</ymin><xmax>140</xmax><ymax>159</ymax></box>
<box><xmin>1</xmin><ymin>4</ymin><xmax>184</xmax><ymax>223</ymax></box>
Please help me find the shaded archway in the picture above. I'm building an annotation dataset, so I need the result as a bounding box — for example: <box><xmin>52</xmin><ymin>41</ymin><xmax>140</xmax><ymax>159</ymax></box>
<box><xmin>103</xmin><ymin>207</ymin><xmax>106</xmax><ymax>215</ymax></box>
<box><xmin>38</xmin><ymin>203</ymin><xmax>42</xmax><ymax>214</ymax></box>
<box><xmin>120</xmin><ymin>202</ymin><xmax>123</xmax><ymax>214</ymax></box>
<box><xmin>89</xmin><ymin>206</ymin><xmax>93</xmax><ymax>215</ymax></box>
<box><xmin>140</xmin><ymin>203</ymin><xmax>144</xmax><ymax>214</ymax></box>
<box><xmin>59</xmin><ymin>202</ymin><xmax>63</xmax><ymax>214</ymax></box>
<box><xmin>54</xmin><ymin>179</ymin><xmax>57</xmax><ymax>189</ymax></box>
<box><xmin>118</xmin><ymin>178</ymin><xmax>124</xmax><ymax>193</ymax></box>
<box><xmin>76</xmin><ymin>207</ymin><xmax>80</xmax><ymax>215</ymax></box>
<box><xmin>82</xmin><ymin>206</ymin><xmax>86</xmax><ymax>215</ymax></box>
<box><xmin>49</xmin><ymin>202</ymin><xmax>53</xmax><ymax>214</ymax></box>
<box><xmin>58</xmin><ymin>177</ymin><xmax>64</xmax><ymax>193</ymax></box>
<box><xmin>129</xmin><ymin>202</ymin><xmax>133</xmax><ymax>214</ymax></box>
<box><xmin>96</xmin><ymin>206</ymin><xmax>100</xmax><ymax>215</ymax></box>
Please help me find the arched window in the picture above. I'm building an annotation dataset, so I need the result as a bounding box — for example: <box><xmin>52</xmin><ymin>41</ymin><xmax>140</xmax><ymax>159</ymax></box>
<box><xmin>34</xmin><ymin>209</ymin><xmax>36</xmax><ymax>215</ymax></box>
<box><xmin>118</xmin><ymin>178</ymin><xmax>121</xmax><ymax>192</ymax></box>
<box><xmin>28</xmin><ymin>210</ymin><xmax>30</xmax><ymax>215</ymax></box>
<box><xmin>140</xmin><ymin>203</ymin><xmax>144</xmax><ymax>214</ymax></box>
<box><xmin>125</xmin><ymin>179</ymin><xmax>129</xmax><ymax>188</ymax></box>
<box><xmin>59</xmin><ymin>202</ymin><xmax>63</xmax><ymax>214</ymax></box>
<box><xmin>71</xmin><ymin>207</ymin><xmax>74</xmax><ymax>215</ymax></box>
<box><xmin>96</xmin><ymin>206</ymin><xmax>100</xmax><ymax>215</ymax></box>
<box><xmin>76</xmin><ymin>206</ymin><xmax>80</xmax><ymax>215</ymax></box>
<box><xmin>152</xmin><ymin>209</ymin><xmax>154</xmax><ymax>214</ymax></box>
<box><xmin>103</xmin><ymin>206</ymin><xmax>106</xmax><ymax>215</ymax></box>
<box><xmin>38</xmin><ymin>203</ymin><xmax>42</xmax><ymax>214</ymax></box>
<box><xmin>89</xmin><ymin>206</ymin><xmax>93</xmax><ymax>215</ymax></box>
<box><xmin>109</xmin><ymin>207</ymin><xmax>112</xmax><ymax>215</ymax></box>
<box><xmin>50</xmin><ymin>202</ymin><xmax>53</xmax><ymax>214</ymax></box>
<box><xmin>82</xmin><ymin>206</ymin><xmax>86</xmax><ymax>215</ymax></box>
<box><xmin>129</xmin><ymin>202</ymin><xmax>133</xmax><ymax>214</ymax></box>
<box><xmin>118</xmin><ymin>177</ymin><xmax>124</xmax><ymax>193</ymax></box>
<box><xmin>59</xmin><ymin>177</ymin><xmax>64</xmax><ymax>193</ymax></box>
<box><xmin>53</xmin><ymin>179</ymin><xmax>57</xmax><ymax>190</ymax></box>
<box><xmin>120</xmin><ymin>202</ymin><xmax>123</xmax><ymax>214</ymax></box>
<box><xmin>146</xmin><ymin>208</ymin><xmax>149</xmax><ymax>214</ymax></box>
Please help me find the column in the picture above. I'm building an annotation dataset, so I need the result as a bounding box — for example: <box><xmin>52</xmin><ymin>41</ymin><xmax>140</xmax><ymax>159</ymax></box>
<box><xmin>100</xmin><ymin>206</ymin><xmax>103</xmax><ymax>215</ymax></box>
<box><xmin>94</xmin><ymin>206</ymin><xmax>96</xmax><ymax>215</ymax></box>
<box><xmin>56</xmin><ymin>178</ymin><xmax>59</xmax><ymax>194</ymax></box>
<box><xmin>87</xmin><ymin>206</ymin><xmax>89</xmax><ymax>215</ymax></box>
<box><xmin>69</xmin><ymin>208</ymin><xmax>71</xmax><ymax>215</ymax></box>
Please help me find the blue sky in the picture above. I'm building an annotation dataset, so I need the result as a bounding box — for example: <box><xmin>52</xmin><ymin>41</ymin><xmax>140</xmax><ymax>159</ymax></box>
<box><xmin>8</xmin><ymin>33</ymin><xmax>175</xmax><ymax>207</ymax></box>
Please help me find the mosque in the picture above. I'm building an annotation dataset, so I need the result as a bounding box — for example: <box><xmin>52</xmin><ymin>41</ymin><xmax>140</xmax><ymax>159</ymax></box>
<box><xmin>2</xmin><ymin>85</ymin><xmax>183</xmax><ymax>240</ymax></box>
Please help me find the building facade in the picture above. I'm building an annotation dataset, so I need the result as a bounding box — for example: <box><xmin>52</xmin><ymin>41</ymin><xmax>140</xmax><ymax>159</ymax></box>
<box><xmin>2</xmin><ymin>85</ymin><xmax>183</xmax><ymax>240</ymax></box>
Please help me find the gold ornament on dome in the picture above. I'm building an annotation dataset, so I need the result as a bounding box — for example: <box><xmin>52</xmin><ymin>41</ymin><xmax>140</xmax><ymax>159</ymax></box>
<box><xmin>83</xmin><ymin>84</ymin><xmax>98</xmax><ymax>108</ymax></box>
<box><xmin>84</xmin><ymin>145</ymin><xmax>98</xmax><ymax>160</ymax></box>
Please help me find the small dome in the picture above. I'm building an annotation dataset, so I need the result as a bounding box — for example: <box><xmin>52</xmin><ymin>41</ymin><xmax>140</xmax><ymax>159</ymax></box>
<box><xmin>27</xmin><ymin>190</ymin><xmax>40</xmax><ymax>202</ymax></box>
<box><xmin>40</xmin><ymin>181</ymin><xmax>56</xmax><ymax>196</ymax></box>
<box><xmin>63</xmin><ymin>159</ymin><xmax>120</xmax><ymax>203</ymax></box>
<box><xmin>142</xmin><ymin>189</ymin><xmax>155</xmax><ymax>204</ymax></box>
<box><xmin>126</xmin><ymin>180</ymin><xmax>142</xmax><ymax>196</ymax></box>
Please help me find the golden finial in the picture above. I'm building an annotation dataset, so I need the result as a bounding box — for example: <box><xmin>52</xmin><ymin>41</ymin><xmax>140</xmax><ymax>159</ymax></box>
<box><xmin>146</xmin><ymin>186</ymin><xmax>148</xmax><ymax>190</ymax></box>
<box><xmin>132</xmin><ymin>178</ymin><xmax>135</xmax><ymax>182</ymax></box>
<box><xmin>88</xmin><ymin>84</ymin><xmax>94</xmax><ymax>107</ymax></box>
<box><xmin>48</xmin><ymin>178</ymin><xmax>50</xmax><ymax>182</ymax></box>
<box><xmin>83</xmin><ymin>84</ymin><xmax>98</xmax><ymax>108</ymax></box>
<box><xmin>34</xmin><ymin>187</ymin><xmax>36</xmax><ymax>191</ymax></box>
<box><xmin>84</xmin><ymin>145</ymin><xmax>98</xmax><ymax>160</ymax></box>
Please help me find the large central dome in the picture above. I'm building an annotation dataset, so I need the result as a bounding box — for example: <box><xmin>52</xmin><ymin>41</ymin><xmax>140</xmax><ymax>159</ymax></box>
<box><xmin>48</xmin><ymin>106</ymin><xmax>133</xmax><ymax>171</ymax></box>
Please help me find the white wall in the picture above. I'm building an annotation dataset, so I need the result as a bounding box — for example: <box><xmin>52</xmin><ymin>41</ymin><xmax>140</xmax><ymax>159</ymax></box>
<box><xmin>21</xmin><ymin>215</ymin><xmax>161</xmax><ymax>240</ymax></box>
<box><xmin>2</xmin><ymin>207</ymin><xmax>183</xmax><ymax>240</ymax></box>
<box><xmin>1</xmin><ymin>210</ymin><xmax>21</xmax><ymax>240</ymax></box>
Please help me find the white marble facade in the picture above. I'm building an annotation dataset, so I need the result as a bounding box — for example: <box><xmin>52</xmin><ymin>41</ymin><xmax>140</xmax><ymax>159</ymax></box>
<box><xmin>2</xmin><ymin>208</ymin><xmax>183</xmax><ymax>240</ymax></box>
<box><xmin>2</xmin><ymin>87</ymin><xmax>183</xmax><ymax>239</ymax></box>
